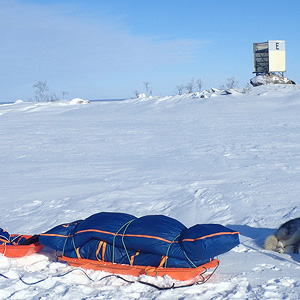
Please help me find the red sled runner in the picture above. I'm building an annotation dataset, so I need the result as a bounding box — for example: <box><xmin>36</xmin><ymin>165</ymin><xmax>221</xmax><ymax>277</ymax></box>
<box><xmin>0</xmin><ymin>235</ymin><xmax>43</xmax><ymax>258</ymax></box>
<box><xmin>59</xmin><ymin>256</ymin><xmax>220</xmax><ymax>281</ymax></box>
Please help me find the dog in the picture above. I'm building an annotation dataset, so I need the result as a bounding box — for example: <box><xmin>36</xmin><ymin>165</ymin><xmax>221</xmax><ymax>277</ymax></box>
<box><xmin>264</xmin><ymin>217</ymin><xmax>300</xmax><ymax>254</ymax></box>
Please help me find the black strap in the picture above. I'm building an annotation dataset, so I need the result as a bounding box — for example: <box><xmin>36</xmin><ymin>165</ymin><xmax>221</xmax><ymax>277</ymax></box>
<box><xmin>20</xmin><ymin>235</ymin><xmax>40</xmax><ymax>245</ymax></box>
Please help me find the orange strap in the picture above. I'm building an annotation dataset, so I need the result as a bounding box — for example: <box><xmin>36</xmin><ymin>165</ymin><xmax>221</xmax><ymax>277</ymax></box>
<box><xmin>76</xmin><ymin>247</ymin><xmax>82</xmax><ymax>259</ymax></box>
<box><xmin>96</xmin><ymin>241</ymin><xmax>103</xmax><ymax>261</ymax></box>
<box><xmin>102</xmin><ymin>242</ymin><xmax>107</xmax><ymax>261</ymax></box>
<box><xmin>182</xmin><ymin>231</ymin><xmax>240</xmax><ymax>242</ymax></box>
<box><xmin>159</xmin><ymin>255</ymin><xmax>168</xmax><ymax>268</ymax></box>
<box><xmin>93</xmin><ymin>240</ymin><xmax>107</xmax><ymax>262</ymax></box>
<box><xmin>75</xmin><ymin>229</ymin><xmax>177</xmax><ymax>244</ymax></box>
<box><xmin>130</xmin><ymin>251</ymin><xmax>140</xmax><ymax>266</ymax></box>
<box><xmin>14</xmin><ymin>236</ymin><xmax>23</xmax><ymax>245</ymax></box>
<box><xmin>0</xmin><ymin>238</ymin><xmax>9</xmax><ymax>244</ymax></box>
<box><xmin>144</xmin><ymin>255</ymin><xmax>168</xmax><ymax>275</ymax></box>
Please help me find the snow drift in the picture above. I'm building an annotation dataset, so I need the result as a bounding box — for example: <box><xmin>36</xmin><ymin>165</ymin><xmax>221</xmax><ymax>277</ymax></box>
<box><xmin>1</xmin><ymin>85</ymin><xmax>300</xmax><ymax>299</ymax></box>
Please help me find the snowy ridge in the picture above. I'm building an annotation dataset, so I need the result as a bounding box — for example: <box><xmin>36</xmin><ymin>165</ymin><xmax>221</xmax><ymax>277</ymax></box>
<box><xmin>1</xmin><ymin>85</ymin><xmax>300</xmax><ymax>299</ymax></box>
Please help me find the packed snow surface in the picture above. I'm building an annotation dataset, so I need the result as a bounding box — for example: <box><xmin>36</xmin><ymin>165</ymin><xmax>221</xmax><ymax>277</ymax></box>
<box><xmin>1</xmin><ymin>85</ymin><xmax>300</xmax><ymax>299</ymax></box>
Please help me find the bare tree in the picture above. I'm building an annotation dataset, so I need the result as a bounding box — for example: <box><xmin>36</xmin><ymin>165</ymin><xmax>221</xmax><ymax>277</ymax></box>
<box><xmin>196</xmin><ymin>78</ymin><xmax>203</xmax><ymax>92</ymax></box>
<box><xmin>33</xmin><ymin>81</ymin><xmax>66</xmax><ymax>102</ymax></box>
<box><xmin>242</xmin><ymin>83</ymin><xmax>252</xmax><ymax>94</ymax></box>
<box><xmin>33</xmin><ymin>81</ymin><xmax>49</xmax><ymax>102</ymax></box>
<box><xmin>185</xmin><ymin>78</ymin><xmax>194</xmax><ymax>93</ymax></box>
<box><xmin>175</xmin><ymin>85</ymin><xmax>185</xmax><ymax>95</ymax></box>
<box><xmin>61</xmin><ymin>90</ymin><xmax>69</xmax><ymax>99</ymax></box>
<box><xmin>221</xmin><ymin>77</ymin><xmax>239</xmax><ymax>90</ymax></box>
<box><xmin>143</xmin><ymin>81</ymin><xmax>151</xmax><ymax>96</ymax></box>
<box><xmin>49</xmin><ymin>93</ymin><xmax>58</xmax><ymax>102</ymax></box>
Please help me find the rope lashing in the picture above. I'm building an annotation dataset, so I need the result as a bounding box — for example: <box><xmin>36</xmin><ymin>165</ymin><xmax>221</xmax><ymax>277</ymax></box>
<box><xmin>112</xmin><ymin>219</ymin><xmax>136</xmax><ymax>264</ymax></box>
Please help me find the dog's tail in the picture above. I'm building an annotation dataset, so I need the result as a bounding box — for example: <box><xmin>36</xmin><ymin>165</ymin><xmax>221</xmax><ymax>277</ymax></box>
<box><xmin>264</xmin><ymin>234</ymin><xmax>279</xmax><ymax>250</ymax></box>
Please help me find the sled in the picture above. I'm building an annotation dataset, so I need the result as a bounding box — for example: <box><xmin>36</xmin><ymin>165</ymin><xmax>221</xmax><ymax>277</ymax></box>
<box><xmin>0</xmin><ymin>235</ymin><xmax>43</xmax><ymax>258</ymax></box>
<box><xmin>59</xmin><ymin>256</ymin><xmax>220</xmax><ymax>281</ymax></box>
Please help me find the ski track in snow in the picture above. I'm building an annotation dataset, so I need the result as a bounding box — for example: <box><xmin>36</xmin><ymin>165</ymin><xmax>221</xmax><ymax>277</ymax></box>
<box><xmin>1</xmin><ymin>85</ymin><xmax>300</xmax><ymax>299</ymax></box>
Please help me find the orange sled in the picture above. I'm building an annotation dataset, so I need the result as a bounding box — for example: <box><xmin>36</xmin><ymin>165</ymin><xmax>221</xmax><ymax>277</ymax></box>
<box><xmin>59</xmin><ymin>256</ymin><xmax>220</xmax><ymax>281</ymax></box>
<box><xmin>0</xmin><ymin>235</ymin><xmax>43</xmax><ymax>258</ymax></box>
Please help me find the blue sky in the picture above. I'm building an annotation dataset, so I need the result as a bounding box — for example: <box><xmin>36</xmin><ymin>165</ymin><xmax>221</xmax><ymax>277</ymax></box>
<box><xmin>1</xmin><ymin>0</ymin><xmax>299</xmax><ymax>101</ymax></box>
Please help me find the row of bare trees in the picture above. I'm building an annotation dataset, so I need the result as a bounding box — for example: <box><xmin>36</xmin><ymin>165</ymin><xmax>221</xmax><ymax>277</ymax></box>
<box><xmin>175</xmin><ymin>78</ymin><xmax>203</xmax><ymax>95</ymax></box>
<box><xmin>134</xmin><ymin>81</ymin><xmax>153</xmax><ymax>98</ymax></box>
<box><xmin>219</xmin><ymin>77</ymin><xmax>239</xmax><ymax>90</ymax></box>
<box><xmin>134</xmin><ymin>79</ymin><xmax>202</xmax><ymax>98</ymax></box>
<box><xmin>35</xmin><ymin>76</ymin><xmax>241</xmax><ymax>101</ymax></box>
<box><xmin>175</xmin><ymin>77</ymin><xmax>240</xmax><ymax>95</ymax></box>
<box><xmin>134</xmin><ymin>76</ymin><xmax>240</xmax><ymax>98</ymax></box>
<box><xmin>33</xmin><ymin>81</ymin><xmax>68</xmax><ymax>102</ymax></box>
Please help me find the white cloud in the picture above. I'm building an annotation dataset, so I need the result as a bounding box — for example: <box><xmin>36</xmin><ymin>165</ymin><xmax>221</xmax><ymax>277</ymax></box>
<box><xmin>0</xmin><ymin>1</ymin><xmax>209</xmax><ymax>100</ymax></box>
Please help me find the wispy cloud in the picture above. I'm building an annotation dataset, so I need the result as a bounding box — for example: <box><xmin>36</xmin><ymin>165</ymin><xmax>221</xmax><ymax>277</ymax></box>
<box><xmin>0</xmin><ymin>1</ymin><xmax>209</xmax><ymax>99</ymax></box>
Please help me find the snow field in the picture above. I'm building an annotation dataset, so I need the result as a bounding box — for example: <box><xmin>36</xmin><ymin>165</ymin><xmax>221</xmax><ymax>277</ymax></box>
<box><xmin>1</xmin><ymin>85</ymin><xmax>300</xmax><ymax>299</ymax></box>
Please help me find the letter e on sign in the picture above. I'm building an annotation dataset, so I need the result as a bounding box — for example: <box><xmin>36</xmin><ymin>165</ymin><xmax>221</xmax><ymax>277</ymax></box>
<box><xmin>276</xmin><ymin>42</ymin><xmax>280</xmax><ymax>50</ymax></box>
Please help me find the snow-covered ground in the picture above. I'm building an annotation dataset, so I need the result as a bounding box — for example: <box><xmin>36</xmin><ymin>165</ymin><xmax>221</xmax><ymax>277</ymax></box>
<box><xmin>1</xmin><ymin>85</ymin><xmax>300</xmax><ymax>299</ymax></box>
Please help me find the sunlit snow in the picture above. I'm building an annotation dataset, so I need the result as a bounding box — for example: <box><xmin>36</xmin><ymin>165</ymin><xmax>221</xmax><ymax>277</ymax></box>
<box><xmin>1</xmin><ymin>85</ymin><xmax>300</xmax><ymax>299</ymax></box>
